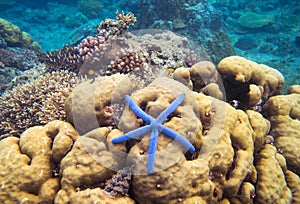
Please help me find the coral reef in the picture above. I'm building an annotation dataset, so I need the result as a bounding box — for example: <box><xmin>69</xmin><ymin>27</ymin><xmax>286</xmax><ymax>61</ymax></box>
<box><xmin>0</xmin><ymin>54</ymin><xmax>299</xmax><ymax>204</ymax></box>
<box><xmin>0</xmin><ymin>18</ymin><xmax>41</xmax><ymax>52</ymax></box>
<box><xmin>0</xmin><ymin>70</ymin><xmax>78</xmax><ymax>139</ymax></box>
<box><xmin>0</xmin><ymin>47</ymin><xmax>44</xmax><ymax>93</ymax></box>
<box><xmin>119</xmin><ymin>0</ymin><xmax>236</xmax><ymax>63</ymax></box>
<box><xmin>0</xmin><ymin>120</ymin><xmax>78</xmax><ymax>203</ymax></box>
<box><xmin>97</xmin><ymin>11</ymin><xmax>136</xmax><ymax>40</ymax></box>
<box><xmin>77</xmin><ymin>0</ymin><xmax>103</xmax><ymax>19</ymax></box>
<box><xmin>237</xmin><ymin>12</ymin><xmax>275</xmax><ymax>29</ymax></box>
<box><xmin>78</xmin><ymin>29</ymin><xmax>208</xmax><ymax>80</ymax></box>
<box><xmin>54</xmin><ymin>127</ymin><xmax>135</xmax><ymax>203</ymax></box>
<box><xmin>65</xmin><ymin>74</ymin><xmax>140</xmax><ymax>134</ymax></box>
<box><xmin>254</xmin><ymin>144</ymin><xmax>296</xmax><ymax>203</ymax></box>
<box><xmin>39</xmin><ymin>45</ymin><xmax>83</xmax><ymax>73</ymax></box>
<box><xmin>263</xmin><ymin>93</ymin><xmax>300</xmax><ymax>175</ymax></box>
<box><xmin>217</xmin><ymin>56</ymin><xmax>284</xmax><ymax>110</ymax></box>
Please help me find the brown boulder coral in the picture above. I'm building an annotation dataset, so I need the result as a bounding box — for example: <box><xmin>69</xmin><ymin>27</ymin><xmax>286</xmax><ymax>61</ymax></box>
<box><xmin>0</xmin><ymin>18</ymin><xmax>41</xmax><ymax>52</ymax></box>
<box><xmin>114</xmin><ymin>77</ymin><xmax>269</xmax><ymax>203</ymax></box>
<box><xmin>217</xmin><ymin>56</ymin><xmax>284</xmax><ymax>110</ymax></box>
<box><xmin>0</xmin><ymin>120</ymin><xmax>78</xmax><ymax>203</ymax></box>
<box><xmin>255</xmin><ymin>144</ymin><xmax>294</xmax><ymax>203</ymax></box>
<box><xmin>263</xmin><ymin>93</ymin><xmax>300</xmax><ymax>175</ymax></box>
<box><xmin>65</xmin><ymin>74</ymin><xmax>142</xmax><ymax>134</ymax></box>
<box><xmin>55</xmin><ymin>127</ymin><xmax>135</xmax><ymax>203</ymax></box>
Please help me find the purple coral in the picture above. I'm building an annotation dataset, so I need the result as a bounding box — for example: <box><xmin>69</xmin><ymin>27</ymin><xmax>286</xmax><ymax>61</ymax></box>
<box><xmin>104</xmin><ymin>166</ymin><xmax>133</xmax><ymax>197</ymax></box>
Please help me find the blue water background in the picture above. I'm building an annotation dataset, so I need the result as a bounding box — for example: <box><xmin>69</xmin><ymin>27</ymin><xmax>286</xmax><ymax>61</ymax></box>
<box><xmin>0</xmin><ymin>0</ymin><xmax>299</xmax><ymax>86</ymax></box>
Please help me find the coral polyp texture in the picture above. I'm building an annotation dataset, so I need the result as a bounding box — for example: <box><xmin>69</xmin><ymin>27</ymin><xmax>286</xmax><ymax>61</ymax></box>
<box><xmin>217</xmin><ymin>56</ymin><xmax>284</xmax><ymax>110</ymax></box>
<box><xmin>0</xmin><ymin>120</ymin><xmax>79</xmax><ymax>203</ymax></box>
<box><xmin>263</xmin><ymin>93</ymin><xmax>300</xmax><ymax>175</ymax></box>
<box><xmin>112</xmin><ymin>93</ymin><xmax>195</xmax><ymax>173</ymax></box>
<box><xmin>39</xmin><ymin>45</ymin><xmax>83</xmax><ymax>73</ymax></box>
<box><xmin>0</xmin><ymin>70</ymin><xmax>78</xmax><ymax>139</ymax></box>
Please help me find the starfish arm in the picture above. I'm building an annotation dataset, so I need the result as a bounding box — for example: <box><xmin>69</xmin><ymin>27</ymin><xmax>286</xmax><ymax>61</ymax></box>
<box><xmin>112</xmin><ymin>125</ymin><xmax>152</xmax><ymax>144</ymax></box>
<box><xmin>160</xmin><ymin>125</ymin><xmax>195</xmax><ymax>152</ymax></box>
<box><xmin>147</xmin><ymin>127</ymin><xmax>159</xmax><ymax>173</ymax></box>
<box><xmin>156</xmin><ymin>93</ymin><xmax>186</xmax><ymax>124</ymax></box>
<box><xmin>125</xmin><ymin>95</ymin><xmax>153</xmax><ymax>124</ymax></box>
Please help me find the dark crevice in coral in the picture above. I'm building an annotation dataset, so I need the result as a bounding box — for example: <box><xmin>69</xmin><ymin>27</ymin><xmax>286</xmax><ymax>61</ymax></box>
<box><xmin>223</xmin><ymin>75</ymin><xmax>250</xmax><ymax>110</ymax></box>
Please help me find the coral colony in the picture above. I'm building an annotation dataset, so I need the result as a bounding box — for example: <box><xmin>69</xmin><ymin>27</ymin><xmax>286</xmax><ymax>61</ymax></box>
<box><xmin>112</xmin><ymin>93</ymin><xmax>195</xmax><ymax>173</ymax></box>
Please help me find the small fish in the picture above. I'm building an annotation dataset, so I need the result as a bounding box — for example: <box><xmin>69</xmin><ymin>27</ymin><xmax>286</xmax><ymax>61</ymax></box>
<box><xmin>35</xmin><ymin>36</ymin><xmax>44</xmax><ymax>41</ymax></box>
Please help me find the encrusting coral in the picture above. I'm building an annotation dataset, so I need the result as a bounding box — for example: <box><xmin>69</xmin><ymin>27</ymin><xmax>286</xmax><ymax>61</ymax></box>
<box><xmin>0</xmin><ymin>70</ymin><xmax>78</xmax><ymax>139</ymax></box>
<box><xmin>109</xmin><ymin>77</ymin><xmax>269</xmax><ymax>203</ymax></box>
<box><xmin>0</xmin><ymin>120</ymin><xmax>78</xmax><ymax>203</ymax></box>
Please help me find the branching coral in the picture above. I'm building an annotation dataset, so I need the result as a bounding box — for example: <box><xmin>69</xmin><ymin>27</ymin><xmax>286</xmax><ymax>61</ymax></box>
<box><xmin>0</xmin><ymin>70</ymin><xmax>78</xmax><ymax>139</ymax></box>
<box><xmin>39</xmin><ymin>45</ymin><xmax>83</xmax><ymax>73</ymax></box>
<box><xmin>97</xmin><ymin>11</ymin><xmax>136</xmax><ymax>39</ymax></box>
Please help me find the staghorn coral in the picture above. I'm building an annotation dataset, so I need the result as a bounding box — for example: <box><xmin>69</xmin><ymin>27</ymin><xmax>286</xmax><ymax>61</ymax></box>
<box><xmin>97</xmin><ymin>11</ymin><xmax>136</xmax><ymax>40</ymax></box>
<box><xmin>263</xmin><ymin>93</ymin><xmax>300</xmax><ymax>175</ymax></box>
<box><xmin>217</xmin><ymin>56</ymin><xmax>284</xmax><ymax>110</ymax></box>
<box><xmin>0</xmin><ymin>18</ymin><xmax>41</xmax><ymax>52</ymax></box>
<box><xmin>0</xmin><ymin>120</ymin><xmax>78</xmax><ymax>203</ymax></box>
<box><xmin>0</xmin><ymin>70</ymin><xmax>78</xmax><ymax>139</ymax></box>
<box><xmin>39</xmin><ymin>45</ymin><xmax>83</xmax><ymax>73</ymax></box>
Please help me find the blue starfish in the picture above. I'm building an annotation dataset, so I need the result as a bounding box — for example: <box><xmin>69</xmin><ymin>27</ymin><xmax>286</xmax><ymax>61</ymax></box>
<box><xmin>112</xmin><ymin>93</ymin><xmax>195</xmax><ymax>173</ymax></box>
